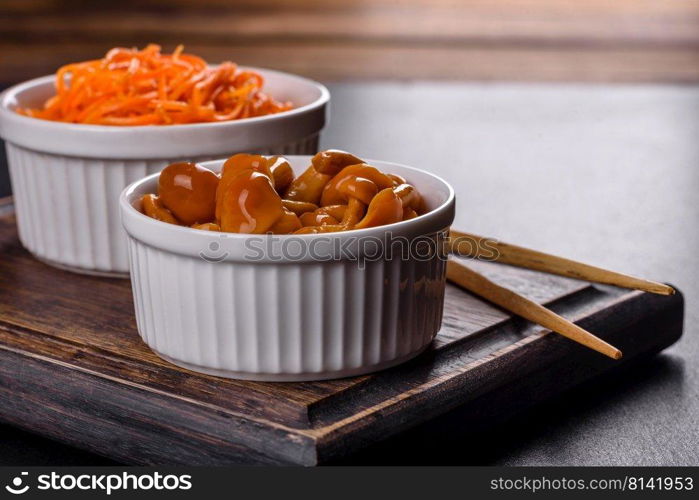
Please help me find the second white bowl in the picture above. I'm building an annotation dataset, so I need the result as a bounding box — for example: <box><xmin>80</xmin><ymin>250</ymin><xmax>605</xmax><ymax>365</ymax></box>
<box><xmin>0</xmin><ymin>68</ymin><xmax>329</xmax><ymax>276</ymax></box>
<box><xmin>120</xmin><ymin>157</ymin><xmax>456</xmax><ymax>381</ymax></box>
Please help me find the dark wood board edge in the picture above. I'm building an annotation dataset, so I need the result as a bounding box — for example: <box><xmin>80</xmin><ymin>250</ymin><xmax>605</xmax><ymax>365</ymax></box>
<box><xmin>0</xmin><ymin>346</ymin><xmax>318</xmax><ymax>466</ymax></box>
<box><xmin>312</xmin><ymin>288</ymin><xmax>684</xmax><ymax>464</ymax></box>
<box><xmin>0</xmin><ymin>321</ymin><xmax>313</xmax><ymax>428</ymax></box>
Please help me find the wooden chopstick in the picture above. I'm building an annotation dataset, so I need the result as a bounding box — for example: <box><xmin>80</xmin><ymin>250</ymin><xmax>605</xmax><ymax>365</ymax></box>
<box><xmin>446</xmin><ymin>259</ymin><xmax>623</xmax><ymax>360</ymax></box>
<box><xmin>448</xmin><ymin>229</ymin><xmax>674</xmax><ymax>296</ymax></box>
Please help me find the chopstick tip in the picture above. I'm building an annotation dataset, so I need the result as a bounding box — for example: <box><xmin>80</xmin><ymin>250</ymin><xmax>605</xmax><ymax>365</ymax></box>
<box><xmin>651</xmin><ymin>283</ymin><xmax>675</xmax><ymax>296</ymax></box>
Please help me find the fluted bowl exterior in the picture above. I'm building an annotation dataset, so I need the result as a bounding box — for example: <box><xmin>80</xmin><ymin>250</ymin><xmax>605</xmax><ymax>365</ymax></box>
<box><xmin>0</xmin><ymin>69</ymin><xmax>328</xmax><ymax>275</ymax></box>
<box><xmin>120</xmin><ymin>157</ymin><xmax>456</xmax><ymax>381</ymax></box>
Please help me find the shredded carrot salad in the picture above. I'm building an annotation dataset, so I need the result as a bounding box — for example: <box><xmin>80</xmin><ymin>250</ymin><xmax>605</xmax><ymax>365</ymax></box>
<box><xmin>17</xmin><ymin>44</ymin><xmax>293</xmax><ymax>126</ymax></box>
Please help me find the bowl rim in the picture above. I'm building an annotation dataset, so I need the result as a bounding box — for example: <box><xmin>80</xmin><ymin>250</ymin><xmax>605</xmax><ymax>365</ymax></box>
<box><xmin>120</xmin><ymin>156</ymin><xmax>456</xmax><ymax>245</ymax></box>
<box><xmin>0</xmin><ymin>66</ymin><xmax>330</xmax><ymax>133</ymax></box>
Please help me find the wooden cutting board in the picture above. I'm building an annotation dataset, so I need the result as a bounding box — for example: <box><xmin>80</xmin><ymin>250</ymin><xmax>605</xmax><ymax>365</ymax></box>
<box><xmin>0</xmin><ymin>201</ymin><xmax>684</xmax><ymax>465</ymax></box>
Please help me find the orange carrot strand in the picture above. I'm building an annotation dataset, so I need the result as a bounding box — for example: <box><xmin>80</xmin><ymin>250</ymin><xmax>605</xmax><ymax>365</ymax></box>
<box><xmin>17</xmin><ymin>45</ymin><xmax>292</xmax><ymax>125</ymax></box>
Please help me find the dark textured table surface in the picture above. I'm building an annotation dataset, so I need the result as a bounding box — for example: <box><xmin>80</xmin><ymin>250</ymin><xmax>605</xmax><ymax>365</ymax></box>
<box><xmin>1</xmin><ymin>82</ymin><xmax>697</xmax><ymax>465</ymax></box>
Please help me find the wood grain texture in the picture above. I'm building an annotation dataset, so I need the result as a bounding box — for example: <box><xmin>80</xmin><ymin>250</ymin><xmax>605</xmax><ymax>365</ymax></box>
<box><xmin>1</xmin><ymin>0</ymin><xmax>699</xmax><ymax>85</ymax></box>
<box><xmin>0</xmin><ymin>207</ymin><xmax>684</xmax><ymax>464</ymax></box>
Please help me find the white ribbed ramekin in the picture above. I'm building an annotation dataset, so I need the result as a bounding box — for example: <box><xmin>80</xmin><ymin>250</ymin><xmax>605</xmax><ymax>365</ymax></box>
<box><xmin>120</xmin><ymin>157</ymin><xmax>455</xmax><ymax>381</ymax></box>
<box><xmin>0</xmin><ymin>69</ymin><xmax>328</xmax><ymax>276</ymax></box>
